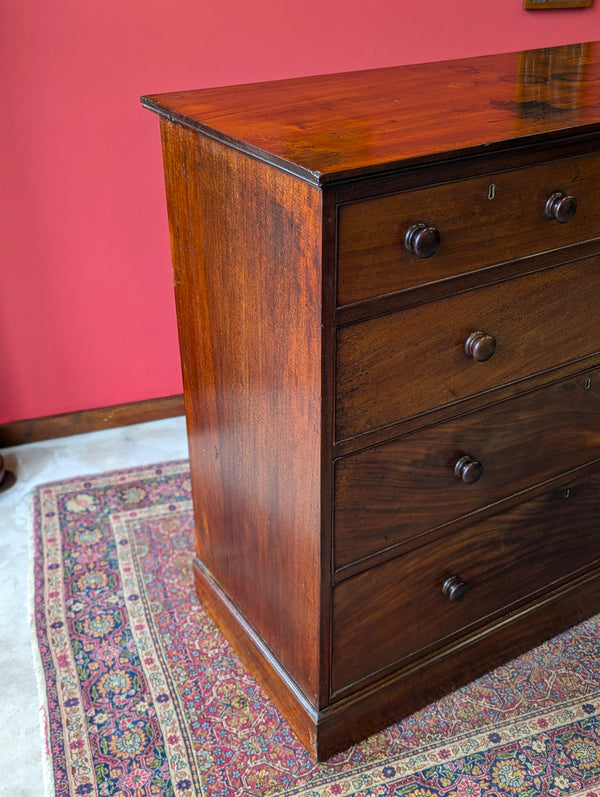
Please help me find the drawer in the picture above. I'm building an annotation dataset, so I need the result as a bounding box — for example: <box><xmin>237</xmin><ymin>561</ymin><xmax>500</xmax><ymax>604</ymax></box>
<box><xmin>331</xmin><ymin>468</ymin><xmax>600</xmax><ymax>695</ymax></box>
<box><xmin>336</xmin><ymin>257</ymin><xmax>600</xmax><ymax>441</ymax></box>
<box><xmin>334</xmin><ymin>369</ymin><xmax>600</xmax><ymax>570</ymax></box>
<box><xmin>337</xmin><ymin>153</ymin><xmax>600</xmax><ymax>305</ymax></box>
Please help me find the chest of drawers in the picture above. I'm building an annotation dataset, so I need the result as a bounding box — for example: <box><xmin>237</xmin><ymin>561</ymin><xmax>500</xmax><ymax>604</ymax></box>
<box><xmin>143</xmin><ymin>41</ymin><xmax>600</xmax><ymax>760</ymax></box>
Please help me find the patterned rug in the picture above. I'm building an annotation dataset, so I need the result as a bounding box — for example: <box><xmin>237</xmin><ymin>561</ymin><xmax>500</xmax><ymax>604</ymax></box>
<box><xmin>31</xmin><ymin>460</ymin><xmax>600</xmax><ymax>797</ymax></box>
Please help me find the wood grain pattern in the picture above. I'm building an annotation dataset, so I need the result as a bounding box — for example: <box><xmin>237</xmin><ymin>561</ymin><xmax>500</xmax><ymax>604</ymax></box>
<box><xmin>333</xmin><ymin>468</ymin><xmax>600</xmax><ymax>695</ymax></box>
<box><xmin>336</xmin><ymin>257</ymin><xmax>600</xmax><ymax>441</ymax></box>
<box><xmin>0</xmin><ymin>395</ymin><xmax>185</xmax><ymax>447</ymax></box>
<box><xmin>143</xmin><ymin>43</ymin><xmax>600</xmax><ymax>184</ymax></box>
<box><xmin>159</xmin><ymin>119</ymin><xmax>328</xmax><ymax>704</ymax></box>
<box><xmin>335</xmin><ymin>369</ymin><xmax>600</xmax><ymax>570</ymax></box>
<box><xmin>192</xmin><ymin>558</ymin><xmax>322</xmax><ymax>754</ymax></box>
<box><xmin>337</xmin><ymin>153</ymin><xmax>600</xmax><ymax>305</ymax></box>
<box><xmin>145</xmin><ymin>40</ymin><xmax>600</xmax><ymax>760</ymax></box>
<box><xmin>524</xmin><ymin>1</ymin><xmax>592</xmax><ymax>9</ymax></box>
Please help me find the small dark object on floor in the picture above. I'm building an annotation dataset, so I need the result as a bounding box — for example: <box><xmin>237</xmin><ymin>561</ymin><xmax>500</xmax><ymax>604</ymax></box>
<box><xmin>0</xmin><ymin>453</ymin><xmax>16</xmax><ymax>492</ymax></box>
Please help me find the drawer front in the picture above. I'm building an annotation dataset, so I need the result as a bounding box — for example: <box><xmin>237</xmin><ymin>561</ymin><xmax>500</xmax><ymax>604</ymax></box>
<box><xmin>331</xmin><ymin>469</ymin><xmax>600</xmax><ymax>695</ymax></box>
<box><xmin>334</xmin><ymin>369</ymin><xmax>600</xmax><ymax>570</ymax></box>
<box><xmin>337</xmin><ymin>153</ymin><xmax>600</xmax><ymax>306</ymax></box>
<box><xmin>336</xmin><ymin>258</ymin><xmax>600</xmax><ymax>441</ymax></box>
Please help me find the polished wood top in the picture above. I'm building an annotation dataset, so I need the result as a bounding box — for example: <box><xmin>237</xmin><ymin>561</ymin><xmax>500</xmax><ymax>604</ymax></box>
<box><xmin>142</xmin><ymin>41</ymin><xmax>600</xmax><ymax>184</ymax></box>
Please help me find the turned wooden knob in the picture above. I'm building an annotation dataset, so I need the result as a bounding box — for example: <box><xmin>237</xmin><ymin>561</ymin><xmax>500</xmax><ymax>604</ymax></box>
<box><xmin>544</xmin><ymin>191</ymin><xmax>577</xmax><ymax>223</ymax></box>
<box><xmin>404</xmin><ymin>222</ymin><xmax>441</xmax><ymax>258</ymax></box>
<box><xmin>464</xmin><ymin>331</ymin><xmax>496</xmax><ymax>362</ymax></box>
<box><xmin>454</xmin><ymin>454</ymin><xmax>483</xmax><ymax>484</ymax></box>
<box><xmin>442</xmin><ymin>575</ymin><xmax>469</xmax><ymax>602</ymax></box>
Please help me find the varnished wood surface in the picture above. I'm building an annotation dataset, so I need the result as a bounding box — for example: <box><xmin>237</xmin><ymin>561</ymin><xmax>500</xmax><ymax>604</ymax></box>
<box><xmin>332</xmin><ymin>467</ymin><xmax>600</xmax><ymax>695</ymax></box>
<box><xmin>0</xmin><ymin>395</ymin><xmax>184</xmax><ymax>448</ymax></box>
<box><xmin>192</xmin><ymin>558</ymin><xmax>321</xmax><ymax>755</ymax></box>
<box><xmin>159</xmin><ymin>119</ymin><xmax>328</xmax><ymax>704</ymax></box>
<box><xmin>335</xmin><ymin>369</ymin><xmax>600</xmax><ymax>571</ymax></box>
<box><xmin>143</xmin><ymin>42</ymin><xmax>600</xmax><ymax>184</ymax></box>
<box><xmin>145</xmin><ymin>41</ymin><xmax>600</xmax><ymax>760</ymax></box>
<box><xmin>336</xmin><ymin>257</ymin><xmax>600</xmax><ymax>441</ymax></box>
<box><xmin>317</xmin><ymin>569</ymin><xmax>600</xmax><ymax>757</ymax></box>
<box><xmin>337</xmin><ymin>152</ymin><xmax>600</xmax><ymax>305</ymax></box>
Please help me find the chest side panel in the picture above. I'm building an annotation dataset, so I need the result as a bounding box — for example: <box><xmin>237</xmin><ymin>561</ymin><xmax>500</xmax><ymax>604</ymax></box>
<box><xmin>159</xmin><ymin>118</ymin><xmax>327</xmax><ymax>703</ymax></box>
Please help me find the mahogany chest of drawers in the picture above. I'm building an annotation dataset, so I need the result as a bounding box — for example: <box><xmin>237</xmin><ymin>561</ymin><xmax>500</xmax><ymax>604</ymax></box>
<box><xmin>143</xmin><ymin>41</ymin><xmax>600</xmax><ymax>759</ymax></box>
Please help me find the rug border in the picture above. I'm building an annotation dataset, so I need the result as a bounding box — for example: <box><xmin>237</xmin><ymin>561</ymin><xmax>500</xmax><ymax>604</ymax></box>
<box><xmin>28</xmin><ymin>457</ymin><xmax>190</xmax><ymax>492</ymax></box>
<box><xmin>28</xmin><ymin>458</ymin><xmax>190</xmax><ymax>797</ymax></box>
<box><xmin>28</xmin><ymin>458</ymin><xmax>600</xmax><ymax>797</ymax></box>
<box><xmin>29</xmin><ymin>487</ymin><xmax>57</xmax><ymax>797</ymax></box>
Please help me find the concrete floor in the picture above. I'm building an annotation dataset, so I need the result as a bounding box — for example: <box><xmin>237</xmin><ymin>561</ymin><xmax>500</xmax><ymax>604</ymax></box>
<box><xmin>0</xmin><ymin>416</ymin><xmax>189</xmax><ymax>796</ymax></box>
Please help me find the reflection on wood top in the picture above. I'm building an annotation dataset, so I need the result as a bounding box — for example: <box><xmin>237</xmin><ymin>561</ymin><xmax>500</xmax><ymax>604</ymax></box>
<box><xmin>142</xmin><ymin>42</ymin><xmax>600</xmax><ymax>184</ymax></box>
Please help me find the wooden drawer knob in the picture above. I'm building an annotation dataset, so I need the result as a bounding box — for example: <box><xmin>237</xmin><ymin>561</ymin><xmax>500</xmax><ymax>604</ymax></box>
<box><xmin>404</xmin><ymin>222</ymin><xmax>441</xmax><ymax>258</ymax></box>
<box><xmin>442</xmin><ymin>575</ymin><xmax>469</xmax><ymax>602</ymax></box>
<box><xmin>464</xmin><ymin>331</ymin><xmax>496</xmax><ymax>362</ymax></box>
<box><xmin>454</xmin><ymin>454</ymin><xmax>483</xmax><ymax>484</ymax></box>
<box><xmin>544</xmin><ymin>191</ymin><xmax>577</xmax><ymax>223</ymax></box>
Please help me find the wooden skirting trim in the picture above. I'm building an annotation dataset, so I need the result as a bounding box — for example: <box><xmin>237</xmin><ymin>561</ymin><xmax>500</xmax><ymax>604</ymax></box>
<box><xmin>0</xmin><ymin>394</ymin><xmax>185</xmax><ymax>448</ymax></box>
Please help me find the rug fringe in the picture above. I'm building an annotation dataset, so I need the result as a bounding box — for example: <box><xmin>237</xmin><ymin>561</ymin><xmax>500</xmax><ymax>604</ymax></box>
<box><xmin>28</xmin><ymin>489</ymin><xmax>56</xmax><ymax>797</ymax></box>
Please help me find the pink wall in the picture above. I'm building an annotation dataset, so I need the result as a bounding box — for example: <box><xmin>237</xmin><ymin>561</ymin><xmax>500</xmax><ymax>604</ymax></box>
<box><xmin>2</xmin><ymin>0</ymin><xmax>600</xmax><ymax>424</ymax></box>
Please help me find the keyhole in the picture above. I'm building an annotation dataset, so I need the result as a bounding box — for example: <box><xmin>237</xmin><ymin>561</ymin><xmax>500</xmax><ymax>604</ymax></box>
<box><xmin>585</xmin><ymin>378</ymin><xmax>592</xmax><ymax>390</ymax></box>
<box><xmin>488</xmin><ymin>183</ymin><xmax>496</xmax><ymax>201</ymax></box>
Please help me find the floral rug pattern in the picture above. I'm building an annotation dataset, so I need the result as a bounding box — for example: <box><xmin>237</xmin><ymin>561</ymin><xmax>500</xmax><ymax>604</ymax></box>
<box><xmin>32</xmin><ymin>460</ymin><xmax>600</xmax><ymax>796</ymax></box>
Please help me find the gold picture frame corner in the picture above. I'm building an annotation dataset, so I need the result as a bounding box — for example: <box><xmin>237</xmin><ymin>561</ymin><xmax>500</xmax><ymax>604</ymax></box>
<box><xmin>524</xmin><ymin>0</ymin><xmax>593</xmax><ymax>9</ymax></box>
